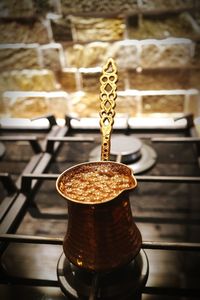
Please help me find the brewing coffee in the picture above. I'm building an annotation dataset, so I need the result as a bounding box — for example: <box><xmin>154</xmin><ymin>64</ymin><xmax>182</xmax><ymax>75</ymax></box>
<box><xmin>58</xmin><ymin>162</ymin><xmax>134</xmax><ymax>203</ymax></box>
<box><xmin>59</xmin><ymin>163</ymin><xmax>132</xmax><ymax>203</ymax></box>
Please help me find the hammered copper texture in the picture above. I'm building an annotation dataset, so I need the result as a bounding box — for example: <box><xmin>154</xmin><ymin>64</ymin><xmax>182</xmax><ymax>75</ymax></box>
<box><xmin>57</xmin><ymin>161</ymin><xmax>141</xmax><ymax>272</ymax></box>
<box><xmin>63</xmin><ymin>195</ymin><xmax>141</xmax><ymax>272</ymax></box>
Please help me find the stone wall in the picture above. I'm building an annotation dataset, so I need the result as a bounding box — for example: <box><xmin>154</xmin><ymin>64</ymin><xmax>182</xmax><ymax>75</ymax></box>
<box><xmin>0</xmin><ymin>0</ymin><xmax>199</xmax><ymax>118</ymax></box>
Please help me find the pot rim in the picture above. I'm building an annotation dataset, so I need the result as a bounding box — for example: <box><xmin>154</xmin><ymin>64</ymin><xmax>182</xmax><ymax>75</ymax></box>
<box><xmin>56</xmin><ymin>161</ymin><xmax>137</xmax><ymax>205</ymax></box>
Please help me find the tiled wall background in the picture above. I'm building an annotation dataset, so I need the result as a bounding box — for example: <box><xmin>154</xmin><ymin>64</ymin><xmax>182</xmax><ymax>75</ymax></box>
<box><xmin>0</xmin><ymin>0</ymin><xmax>200</xmax><ymax>118</ymax></box>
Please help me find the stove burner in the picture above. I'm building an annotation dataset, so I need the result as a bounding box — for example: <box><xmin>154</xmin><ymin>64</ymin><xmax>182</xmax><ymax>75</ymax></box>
<box><xmin>57</xmin><ymin>250</ymin><xmax>148</xmax><ymax>300</ymax></box>
<box><xmin>110</xmin><ymin>136</ymin><xmax>142</xmax><ymax>162</ymax></box>
<box><xmin>89</xmin><ymin>136</ymin><xmax>157</xmax><ymax>174</ymax></box>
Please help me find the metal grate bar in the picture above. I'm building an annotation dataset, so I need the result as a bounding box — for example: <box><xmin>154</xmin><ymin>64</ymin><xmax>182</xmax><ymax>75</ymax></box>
<box><xmin>135</xmin><ymin>215</ymin><xmax>200</xmax><ymax>225</ymax></box>
<box><xmin>152</xmin><ymin>136</ymin><xmax>200</xmax><ymax>160</ymax></box>
<box><xmin>0</xmin><ymin>194</ymin><xmax>27</xmax><ymax>238</ymax></box>
<box><xmin>143</xmin><ymin>286</ymin><xmax>200</xmax><ymax>297</ymax></box>
<box><xmin>21</xmin><ymin>173</ymin><xmax>57</xmax><ymax>194</ymax></box>
<box><xmin>21</xmin><ymin>173</ymin><xmax>200</xmax><ymax>183</ymax></box>
<box><xmin>0</xmin><ymin>195</ymin><xmax>18</xmax><ymax>222</ymax></box>
<box><xmin>1</xmin><ymin>234</ymin><xmax>200</xmax><ymax>252</ymax></box>
<box><xmin>142</xmin><ymin>241</ymin><xmax>200</xmax><ymax>251</ymax></box>
<box><xmin>152</xmin><ymin>137</ymin><xmax>200</xmax><ymax>143</ymax></box>
<box><xmin>0</xmin><ymin>173</ymin><xmax>18</xmax><ymax>194</ymax></box>
<box><xmin>0</xmin><ymin>136</ymin><xmax>42</xmax><ymax>153</ymax></box>
<box><xmin>31</xmin><ymin>114</ymin><xmax>57</xmax><ymax>127</ymax></box>
<box><xmin>46</xmin><ymin>136</ymin><xmax>94</xmax><ymax>153</ymax></box>
<box><xmin>136</xmin><ymin>175</ymin><xmax>200</xmax><ymax>183</ymax></box>
<box><xmin>0</xmin><ymin>275</ymin><xmax>59</xmax><ymax>287</ymax></box>
<box><xmin>22</xmin><ymin>173</ymin><xmax>58</xmax><ymax>180</ymax></box>
<box><xmin>47</xmin><ymin>137</ymin><xmax>95</xmax><ymax>142</ymax></box>
<box><xmin>0</xmin><ymin>233</ymin><xmax>63</xmax><ymax>245</ymax></box>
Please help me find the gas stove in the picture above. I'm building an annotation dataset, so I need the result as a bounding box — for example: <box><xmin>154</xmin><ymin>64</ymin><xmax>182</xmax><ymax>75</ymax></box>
<box><xmin>0</xmin><ymin>114</ymin><xmax>200</xmax><ymax>300</ymax></box>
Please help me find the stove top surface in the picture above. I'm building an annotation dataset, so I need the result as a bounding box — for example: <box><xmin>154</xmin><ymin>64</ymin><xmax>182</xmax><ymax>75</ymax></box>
<box><xmin>0</xmin><ymin>115</ymin><xmax>200</xmax><ymax>300</ymax></box>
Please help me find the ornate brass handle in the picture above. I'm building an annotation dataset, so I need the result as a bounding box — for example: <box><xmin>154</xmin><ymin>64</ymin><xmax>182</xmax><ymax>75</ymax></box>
<box><xmin>99</xmin><ymin>58</ymin><xmax>118</xmax><ymax>161</ymax></box>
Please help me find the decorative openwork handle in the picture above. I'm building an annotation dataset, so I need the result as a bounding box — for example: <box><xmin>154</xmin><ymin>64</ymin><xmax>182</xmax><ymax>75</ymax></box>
<box><xmin>99</xmin><ymin>58</ymin><xmax>118</xmax><ymax>161</ymax></box>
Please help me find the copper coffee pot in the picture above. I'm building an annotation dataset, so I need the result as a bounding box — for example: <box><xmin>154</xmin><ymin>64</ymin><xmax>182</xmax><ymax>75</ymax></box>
<box><xmin>56</xmin><ymin>58</ymin><xmax>142</xmax><ymax>272</ymax></box>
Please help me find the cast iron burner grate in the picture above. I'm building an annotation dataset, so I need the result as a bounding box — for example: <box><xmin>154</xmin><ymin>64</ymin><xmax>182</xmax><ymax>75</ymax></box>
<box><xmin>57</xmin><ymin>250</ymin><xmax>149</xmax><ymax>300</ymax></box>
<box><xmin>89</xmin><ymin>136</ymin><xmax>157</xmax><ymax>174</ymax></box>
<box><xmin>1</xmin><ymin>114</ymin><xmax>200</xmax><ymax>299</ymax></box>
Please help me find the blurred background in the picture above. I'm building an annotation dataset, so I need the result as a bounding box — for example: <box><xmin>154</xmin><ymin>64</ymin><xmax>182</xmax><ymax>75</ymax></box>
<box><xmin>0</xmin><ymin>0</ymin><xmax>200</xmax><ymax>127</ymax></box>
